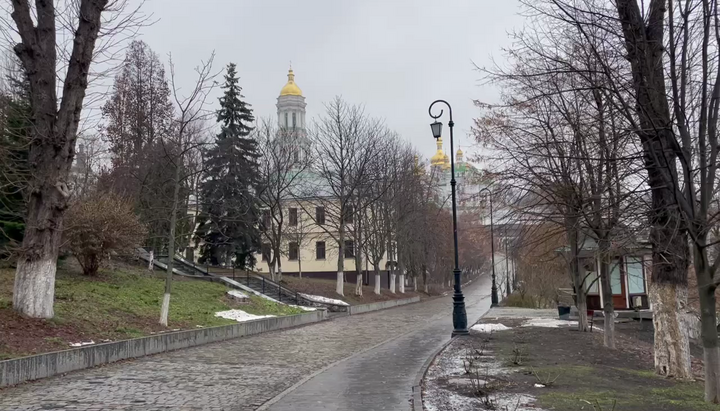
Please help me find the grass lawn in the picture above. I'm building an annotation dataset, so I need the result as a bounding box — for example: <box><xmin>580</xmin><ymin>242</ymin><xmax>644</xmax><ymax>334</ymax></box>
<box><xmin>0</xmin><ymin>258</ymin><xmax>303</xmax><ymax>359</ymax></box>
<box><xmin>425</xmin><ymin>315</ymin><xmax>713</xmax><ymax>411</ymax></box>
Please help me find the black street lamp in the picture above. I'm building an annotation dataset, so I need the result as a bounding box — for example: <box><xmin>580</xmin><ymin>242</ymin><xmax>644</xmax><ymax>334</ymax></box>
<box><xmin>429</xmin><ymin>99</ymin><xmax>468</xmax><ymax>336</ymax></box>
<box><xmin>479</xmin><ymin>187</ymin><xmax>499</xmax><ymax>307</ymax></box>
<box><xmin>504</xmin><ymin>233</ymin><xmax>511</xmax><ymax>296</ymax></box>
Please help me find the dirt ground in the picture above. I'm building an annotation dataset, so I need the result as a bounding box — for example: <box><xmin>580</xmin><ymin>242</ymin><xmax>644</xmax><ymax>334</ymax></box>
<box><xmin>424</xmin><ymin>317</ymin><xmax>714</xmax><ymax>411</ymax></box>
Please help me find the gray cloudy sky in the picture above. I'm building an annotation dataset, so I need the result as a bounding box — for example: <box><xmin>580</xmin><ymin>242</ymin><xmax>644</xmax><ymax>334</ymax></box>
<box><xmin>137</xmin><ymin>0</ymin><xmax>523</xmax><ymax>160</ymax></box>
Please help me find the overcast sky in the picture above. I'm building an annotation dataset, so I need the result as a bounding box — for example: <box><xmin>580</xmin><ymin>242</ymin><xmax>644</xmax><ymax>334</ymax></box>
<box><xmin>133</xmin><ymin>0</ymin><xmax>524</xmax><ymax>161</ymax></box>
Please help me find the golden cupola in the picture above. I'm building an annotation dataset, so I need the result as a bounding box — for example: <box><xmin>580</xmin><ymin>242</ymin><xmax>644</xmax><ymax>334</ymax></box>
<box><xmin>430</xmin><ymin>137</ymin><xmax>446</xmax><ymax>167</ymax></box>
<box><xmin>442</xmin><ymin>152</ymin><xmax>451</xmax><ymax>170</ymax></box>
<box><xmin>280</xmin><ymin>69</ymin><xmax>303</xmax><ymax>96</ymax></box>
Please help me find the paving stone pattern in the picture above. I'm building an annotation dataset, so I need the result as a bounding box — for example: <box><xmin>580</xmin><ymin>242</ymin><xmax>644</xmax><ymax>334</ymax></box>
<box><xmin>0</xmin><ymin>283</ymin><xmax>488</xmax><ymax>411</ymax></box>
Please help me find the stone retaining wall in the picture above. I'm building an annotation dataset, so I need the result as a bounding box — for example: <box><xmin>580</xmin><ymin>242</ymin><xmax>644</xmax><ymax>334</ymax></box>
<box><xmin>348</xmin><ymin>296</ymin><xmax>420</xmax><ymax>315</ymax></box>
<box><xmin>0</xmin><ymin>310</ymin><xmax>327</xmax><ymax>388</ymax></box>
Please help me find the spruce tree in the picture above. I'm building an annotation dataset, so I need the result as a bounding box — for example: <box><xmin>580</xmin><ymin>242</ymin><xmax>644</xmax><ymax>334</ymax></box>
<box><xmin>196</xmin><ymin>63</ymin><xmax>260</xmax><ymax>268</ymax></box>
<box><xmin>0</xmin><ymin>64</ymin><xmax>31</xmax><ymax>254</ymax></box>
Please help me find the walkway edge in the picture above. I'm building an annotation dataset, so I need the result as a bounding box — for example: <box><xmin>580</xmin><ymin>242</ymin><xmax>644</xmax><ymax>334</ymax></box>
<box><xmin>411</xmin><ymin>336</ymin><xmax>458</xmax><ymax>411</ymax></box>
<box><xmin>0</xmin><ymin>310</ymin><xmax>327</xmax><ymax>388</ymax></box>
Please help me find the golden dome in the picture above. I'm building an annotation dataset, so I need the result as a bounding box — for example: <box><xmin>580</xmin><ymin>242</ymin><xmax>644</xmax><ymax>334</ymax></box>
<box><xmin>457</xmin><ymin>148</ymin><xmax>464</xmax><ymax>157</ymax></box>
<box><xmin>280</xmin><ymin>69</ymin><xmax>302</xmax><ymax>96</ymax></box>
<box><xmin>442</xmin><ymin>153</ymin><xmax>451</xmax><ymax>170</ymax></box>
<box><xmin>430</xmin><ymin>137</ymin><xmax>446</xmax><ymax>166</ymax></box>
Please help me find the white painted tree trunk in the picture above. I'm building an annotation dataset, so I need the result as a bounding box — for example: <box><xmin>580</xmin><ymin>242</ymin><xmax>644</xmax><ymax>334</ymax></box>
<box><xmin>355</xmin><ymin>272</ymin><xmax>363</xmax><ymax>296</ymax></box>
<box><xmin>390</xmin><ymin>273</ymin><xmax>396</xmax><ymax>293</ymax></box>
<box><xmin>399</xmin><ymin>274</ymin><xmax>405</xmax><ymax>293</ymax></box>
<box><xmin>148</xmin><ymin>250</ymin><xmax>154</xmax><ymax>271</ymax></box>
<box><xmin>13</xmin><ymin>258</ymin><xmax>56</xmax><ymax>319</ymax></box>
<box><xmin>277</xmin><ymin>265</ymin><xmax>283</xmax><ymax>283</ymax></box>
<box><xmin>413</xmin><ymin>276</ymin><xmax>418</xmax><ymax>292</ymax></box>
<box><xmin>603</xmin><ymin>312</ymin><xmax>615</xmax><ymax>349</ymax></box>
<box><xmin>336</xmin><ymin>271</ymin><xmax>344</xmax><ymax>296</ymax></box>
<box><xmin>650</xmin><ymin>281</ymin><xmax>691</xmax><ymax>379</ymax></box>
<box><xmin>160</xmin><ymin>292</ymin><xmax>171</xmax><ymax>326</ymax></box>
<box><xmin>424</xmin><ymin>283</ymin><xmax>429</xmax><ymax>293</ymax></box>
<box><xmin>269</xmin><ymin>262</ymin><xmax>277</xmax><ymax>282</ymax></box>
<box><xmin>374</xmin><ymin>274</ymin><xmax>381</xmax><ymax>295</ymax></box>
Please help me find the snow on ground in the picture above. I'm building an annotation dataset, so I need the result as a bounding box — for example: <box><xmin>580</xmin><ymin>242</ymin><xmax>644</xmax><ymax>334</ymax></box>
<box><xmin>215</xmin><ymin>309</ymin><xmax>276</xmax><ymax>322</ymax></box>
<box><xmin>521</xmin><ymin>318</ymin><xmax>577</xmax><ymax>328</ymax></box>
<box><xmin>69</xmin><ymin>340</ymin><xmax>95</xmax><ymax>347</ymax></box>
<box><xmin>299</xmin><ymin>293</ymin><xmax>349</xmax><ymax>306</ymax></box>
<box><xmin>227</xmin><ymin>290</ymin><xmax>249</xmax><ymax>299</ymax></box>
<box><xmin>288</xmin><ymin>305</ymin><xmax>319</xmax><ymax>311</ymax></box>
<box><xmin>423</xmin><ymin>336</ymin><xmax>546</xmax><ymax>411</ymax></box>
<box><xmin>470</xmin><ymin>323</ymin><xmax>512</xmax><ymax>333</ymax></box>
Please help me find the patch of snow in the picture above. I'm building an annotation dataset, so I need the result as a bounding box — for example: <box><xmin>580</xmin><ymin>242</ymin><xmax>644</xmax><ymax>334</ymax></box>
<box><xmin>470</xmin><ymin>323</ymin><xmax>512</xmax><ymax>333</ymax></box>
<box><xmin>534</xmin><ymin>383</ymin><xmax>545</xmax><ymax>388</ymax></box>
<box><xmin>69</xmin><ymin>340</ymin><xmax>95</xmax><ymax>347</ymax></box>
<box><xmin>288</xmin><ymin>305</ymin><xmax>318</xmax><ymax>311</ymax></box>
<box><xmin>215</xmin><ymin>309</ymin><xmax>276</xmax><ymax>322</ymax></box>
<box><xmin>299</xmin><ymin>293</ymin><xmax>349</xmax><ymax>306</ymax></box>
<box><xmin>521</xmin><ymin>318</ymin><xmax>577</xmax><ymax>328</ymax></box>
<box><xmin>227</xmin><ymin>290</ymin><xmax>249</xmax><ymax>300</ymax></box>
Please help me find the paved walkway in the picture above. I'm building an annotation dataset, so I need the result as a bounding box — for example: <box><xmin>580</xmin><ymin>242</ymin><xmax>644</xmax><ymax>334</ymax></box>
<box><xmin>0</xmin><ymin>279</ymin><xmax>491</xmax><ymax>411</ymax></box>
<box><xmin>264</xmin><ymin>280</ymin><xmax>491</xmax><ymax>411</ymax></box>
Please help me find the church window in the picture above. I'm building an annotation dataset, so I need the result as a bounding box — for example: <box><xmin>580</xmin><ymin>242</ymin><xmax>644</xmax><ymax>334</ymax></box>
<box><xmin>285</xmin><ymin>112</ymin><xmax>289</xmax><ymax>128</ymax></box>
<box><xmin>293</xmin><ymin>112</ymin><xmax>297</xmax><ymax>128</ymax></box>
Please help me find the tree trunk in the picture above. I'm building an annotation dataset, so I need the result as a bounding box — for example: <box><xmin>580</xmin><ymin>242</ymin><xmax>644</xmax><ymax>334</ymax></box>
<box><xmin>598</xmin><ymin>240</ymin><xmax>615</xmax><ymax>349</ymax></box>
<box><xmin>694</xmin><ymin>245</ymin><xmax>720</xmax><ymax>398</ymax></box>
<box><xmin>413</xmin><ymin>276</ymin><xmax>418</xmax><ymax>292</ymax></box>
<box><xmin>337</xmin><ymin>230</ymin><xmax>345</xmax><ymax>296</ymax></box>
<box><xmin>148</xmin><ymin>250</ymin><xmax>154</xmax><ymax>270</ymax></box>
<box><xmin>650</xmin><ymin>280</ymin><xmax>692</xmax><ymax>380</ymax></box>
<box><xmin>399</xmin><ymin>273</ymin><xmax>405</xmax><ymax>293</ymax></box>
<box><xmin>390</xmin><ymin>272</ymin><xmax>396</xmax><ymax>294</ymax></box>
<box><xmin>374</xmin><ymin>270</ymin><xmax>381</xmax><ymax>295</ymax></box>
<box><xmin>268</xmin><ymin>259</ymin><xmax>277</xmax><ymax>282</ymax></box>
<box><xmin>355</xmin><ymin>249</ymin><xmax>363</xmax><ymax>296</ymax></box>
<box><xmin>298</xmin><ymin>257</ymin><xmax>302</xmax><ymax>279</ymax></box>
<box><xmin>355</xmin><ymin>269</ymin><xmax>363</xmax><ymax>297</ymax></box>
<box><xmin>566</xmin><ymin>219</ymin><xmax>588</xmax><ymax>332</ymax></box>
<box><xmin>160</xmin><ymin>154</ymin><xmax>182</xmax><ymax>327</ymax></box>
<box><xmin>422</xmin><ymin>266</ymin><xmax>429</xmax><ymax>294</ymax></box>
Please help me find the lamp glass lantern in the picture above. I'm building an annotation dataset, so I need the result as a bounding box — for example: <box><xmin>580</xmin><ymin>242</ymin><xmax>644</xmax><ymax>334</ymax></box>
<box><xmin>430</xmin><ymin>121</ymin><xmax>443</xmax><ymax>139</ymax></box>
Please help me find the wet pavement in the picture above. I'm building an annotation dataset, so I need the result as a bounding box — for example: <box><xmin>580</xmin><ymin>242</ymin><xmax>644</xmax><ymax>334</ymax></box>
<box><xmin>0</xmin><ymin>278</ymin><xmax>491</xmax><ymax>411</ymax></box>
<box><xmin>263</xmin><ymin>279</ymin><xmax>492</xmax><ymax>411</ymax></box>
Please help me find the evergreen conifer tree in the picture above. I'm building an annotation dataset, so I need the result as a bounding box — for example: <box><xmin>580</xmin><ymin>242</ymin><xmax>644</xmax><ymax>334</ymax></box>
<box><xmin>196</xmin><ymin>63</ymin><xmax>260</xmax><ymax>268</ymax></box>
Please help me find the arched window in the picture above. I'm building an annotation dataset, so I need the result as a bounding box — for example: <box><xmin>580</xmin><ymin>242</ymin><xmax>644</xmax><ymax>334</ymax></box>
<box><xmin>292</xmin><ymin>112</ymin><xmax>297</xmax><ymax>128</ymax></box>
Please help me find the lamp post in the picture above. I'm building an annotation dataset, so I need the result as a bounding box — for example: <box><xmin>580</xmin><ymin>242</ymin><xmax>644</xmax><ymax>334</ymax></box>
<box><xmin>479</xmin><ymin>187</ymin><xmax>499</xmax><ymax>307</ymax></box>
<box><xmin>504</xmin><ymin>233</ymin><xmax>511</xmax><ymax>296</ymax></box>
<box><xmin>429</xmin><ymin>99</ymin><xmax>468</xmax><ymax>336</ymax></box>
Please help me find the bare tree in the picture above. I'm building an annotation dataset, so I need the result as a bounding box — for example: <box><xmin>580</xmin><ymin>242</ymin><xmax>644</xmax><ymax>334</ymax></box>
<box><xmin>6</xmin><ymin>0</ymin><xmax>146</xmax><ymax>318</ymax></box>
<box><xmin>256</xmin><ymin>118</ymin><xmax>311</xmax><ymax>282</ymax></box>
<box><xmin>299</xmin><ymin>97</ymin><xmax>384</xmax><ymax>296</ymax></box>
<box><xmin>159</xmin><ymin>53</ymin><xmax>216</xmax><ymax>326</ymax></box>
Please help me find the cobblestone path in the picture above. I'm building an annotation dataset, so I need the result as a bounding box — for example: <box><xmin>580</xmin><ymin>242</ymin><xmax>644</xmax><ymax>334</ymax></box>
<box><xmin>0</xmin><ymin>279</ymin><xmax>490</xmax><ymax>411</ymax></box>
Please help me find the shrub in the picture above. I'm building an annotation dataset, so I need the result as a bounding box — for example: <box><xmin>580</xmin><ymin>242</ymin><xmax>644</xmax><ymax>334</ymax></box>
<box><xmin>63</xmin><ymin>193</ymin><xmax>146</xmax><ymax>276</ymax></box>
